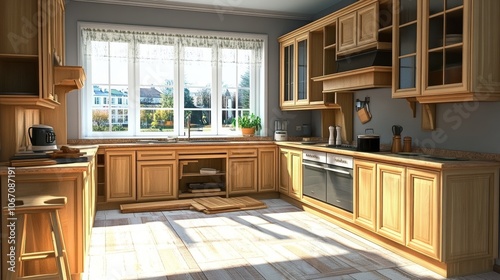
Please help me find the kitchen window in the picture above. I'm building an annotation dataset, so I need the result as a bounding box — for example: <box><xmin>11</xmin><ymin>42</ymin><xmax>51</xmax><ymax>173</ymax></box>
<box><xmin>79</xmin><ymin>23</ymin><xmax>266</xmax><ymax>138</ymax></box>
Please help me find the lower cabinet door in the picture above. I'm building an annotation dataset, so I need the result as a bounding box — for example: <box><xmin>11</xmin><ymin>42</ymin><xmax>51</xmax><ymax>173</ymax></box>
<box><xmin>137</xmin><ymin>160</ymin><xmax>177</xmax><ymax>201</ymax></box>
<box><xmin>377</xmin><ymin>163</ymin><xmax>406</xmax><ymax>244</ymax></box>
<box><xmin>406</xmin><ymin>168</ymin><xmax>441</xmax><ymax>260</ymax></box>
<box><xmin>106</xmin><ymin>150</ymin><xmax>136</xmax><ymax>202</ymax></box>
<box><xmin>278</xmin><ymin>148</ymin><xmax>290</xmax><ymax>195</ymax></box>
<box><xmin>353</xmin><ymin>159</ymin><xmax>377</xmax><ymax>231</ymax></box>
<box><xmin>228</xmin><ymin>158</ymin><xmax>258</xmax><ymax>194</ymax></box>
<box><xmin>258</xmin><ymin>148</ymin><xmax>277</xmax><ymax>192</ymax></box>
<box><xmin>289</xmin><ymin>150</ymin><xmax>302</xmax><ymax>200</ymax></box>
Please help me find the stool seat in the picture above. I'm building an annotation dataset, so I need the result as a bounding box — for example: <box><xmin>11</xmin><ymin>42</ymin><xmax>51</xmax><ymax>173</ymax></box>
<box><xmin>13</xmin><ymin>195</ymin><xmax>67</xmax><ymax>212</ymax></box>
<box><xmin>5</xmin><ymin>195</ymin><xmax>71</xmax><ymax>280</ymax></box>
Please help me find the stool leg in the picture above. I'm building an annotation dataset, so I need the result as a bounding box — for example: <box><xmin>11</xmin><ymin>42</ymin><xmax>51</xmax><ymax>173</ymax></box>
<box><xmin>6</xmin><ymin>214</ymin><xmax>26</xmax><ymax>280</ymax></box>
<box><xmin>49</xmin><ymin>210</ymin><xmax>72</xmax><ymax>280</ymax></box>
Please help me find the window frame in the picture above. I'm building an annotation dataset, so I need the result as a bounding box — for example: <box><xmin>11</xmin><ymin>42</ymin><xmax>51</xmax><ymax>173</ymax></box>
<box><xmin>77</xmin><ymin>22</ymin><xmax>268</xmax><ymax>139</ymax></box>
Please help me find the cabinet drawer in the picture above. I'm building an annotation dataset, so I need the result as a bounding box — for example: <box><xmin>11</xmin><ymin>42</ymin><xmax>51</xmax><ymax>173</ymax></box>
<box><xmin>137</xmin><ymin>150</ymin><xmax>176</xmax><ymax>160</ymax></box>
<box><xmin>228</xmin><ymin>148</ymin><xmax>258</xmax><ymax>158</ymax></box>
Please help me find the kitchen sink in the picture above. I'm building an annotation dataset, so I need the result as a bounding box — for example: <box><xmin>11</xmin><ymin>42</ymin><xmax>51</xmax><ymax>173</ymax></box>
<box><xmin>136</xmin><ymin>139</ymin><xmax>176</xmax><ymax>144</ymax></box>
<box><xmin>188</xmin><ymin>140</ymin><xmax>229</xmax><ymax>143</ymax></box>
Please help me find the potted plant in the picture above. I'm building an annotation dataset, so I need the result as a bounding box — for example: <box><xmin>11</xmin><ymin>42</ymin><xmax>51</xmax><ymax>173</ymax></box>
<box><xmin>232</xmin><ymin>113</ymin><xmax>262</xmax><ymax>136</ymax></box>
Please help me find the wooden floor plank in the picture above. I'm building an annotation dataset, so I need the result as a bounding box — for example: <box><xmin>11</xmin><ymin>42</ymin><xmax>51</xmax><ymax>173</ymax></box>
<box><xmin>120</xmin><ymin>199</ymin><xmax>194</xmax><ymax>213</ymax></box>
<box><xmin>83</xmin><ymin>199</ymin><xmax>484</xmax><ymax>280</ymax></box>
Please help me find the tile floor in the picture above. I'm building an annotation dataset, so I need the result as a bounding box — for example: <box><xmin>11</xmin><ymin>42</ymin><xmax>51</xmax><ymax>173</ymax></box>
<box><xmin>82</xmin><ymin>199</ymin><xmax>500</xmax><ymax>280</ymax></box>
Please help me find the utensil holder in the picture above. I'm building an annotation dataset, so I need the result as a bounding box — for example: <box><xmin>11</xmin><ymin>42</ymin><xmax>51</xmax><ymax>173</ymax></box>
<box><xmin>391</xmin><ymin>135</ymin><xmax>402</xmax><ymax>153</ymax></box>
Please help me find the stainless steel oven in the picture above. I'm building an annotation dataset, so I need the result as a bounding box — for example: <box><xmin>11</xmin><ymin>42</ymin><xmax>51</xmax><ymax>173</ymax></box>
<box><xmin>302</xmin><ymin>150</ymin><xmax>353</xmax><ymax>213</ymax></box>
<box><xmin>326</xmin><ymin>153</ymin><xmax>353</xmax><ymax>212</ymax></box>
<box><xmin>302</xmin><ymin>150</ymin><xmax>327</xmax><ymax>202</ymax></box>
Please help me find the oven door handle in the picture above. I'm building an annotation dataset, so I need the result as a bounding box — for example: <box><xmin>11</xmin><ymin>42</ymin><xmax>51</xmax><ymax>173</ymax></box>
<box><xmin>324</xmin><ymin>167</ymin><xmax>350</xmax><ymax>175</ymax></box>
<box><xmin>302</xmin><ymin>162</ymin><xmax>325</xmax><ymax>169</ymax></box>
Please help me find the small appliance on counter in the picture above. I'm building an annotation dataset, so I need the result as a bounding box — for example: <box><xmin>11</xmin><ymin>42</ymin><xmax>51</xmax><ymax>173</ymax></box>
<box><xmin>274</xmin><ymin>119</ymin><xmax>288</xmax><ymax>141</ymax></box>
<box><xmin>357</xmin><ymin>128</ymin><xmax>380</xmax><ymax>152</ymax></box>
<box><xmin>28</xmin><ymin>124</ymin><xmax>57</xmax><ymax>152</ymax></box>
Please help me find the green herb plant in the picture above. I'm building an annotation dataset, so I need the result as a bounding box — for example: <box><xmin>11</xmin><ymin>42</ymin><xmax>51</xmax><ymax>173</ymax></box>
<box><xmin>232</xmin><ymin>113</ymin><xmax>262</xmax><ymax>131</ymax></box>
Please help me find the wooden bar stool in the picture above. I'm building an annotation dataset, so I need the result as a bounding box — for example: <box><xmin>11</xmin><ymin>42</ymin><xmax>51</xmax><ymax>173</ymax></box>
<box><xmin>5</xmin><ymin>195</ymin><xmax>71</xmax><ymax>280</ymax></box>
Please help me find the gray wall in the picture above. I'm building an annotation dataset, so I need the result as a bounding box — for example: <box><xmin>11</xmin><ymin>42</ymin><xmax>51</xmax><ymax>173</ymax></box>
<box><xmin>65</xmin><ymin>1</ymin><xmax>500</xmax><ymax>154</ymax></box>
<box><xmin>64</xmin><ymin>0</ymin><xmax>311</xmax><ymax>138</ymax></box>
<box><xmin>351</xmin><ymin>88</ymin><xmax>500</xmax><ymax>154</ymax></box>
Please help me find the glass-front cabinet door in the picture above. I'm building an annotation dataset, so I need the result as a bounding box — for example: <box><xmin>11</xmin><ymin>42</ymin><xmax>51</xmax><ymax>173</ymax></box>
<box><xmin>280</xmin><ymin>33</ymin><xmax>309</xmax><ymax>108</ymax></box>
<box><xmin>295</xmin><ymin>34</ymin><xmax>309</xmax><ymax>105</ymax></box>
<box><xmin>422</xmin><ymin>0</ymin><xmax>467</xmax><ymax>95</ymax></box>
<box><xmin>281</xmin><ymin>38</ymin><xmax>295</xmax><ymax>107</ymax></box>
<box><xmin>392</xmin><ymin>0</ymin><xmax>421</xmax><ymax>98</ymax></box>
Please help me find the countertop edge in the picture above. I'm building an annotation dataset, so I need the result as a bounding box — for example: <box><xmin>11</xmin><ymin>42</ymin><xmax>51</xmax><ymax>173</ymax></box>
<box><xmin>276</xmin><ymin>142</ymin><xmax>500</xmax><ymax>169</ymax></box>
<box><xmin>0</xmin><ymin>146</ymin><xmax>98</xmax><ymax>175</ymax></box>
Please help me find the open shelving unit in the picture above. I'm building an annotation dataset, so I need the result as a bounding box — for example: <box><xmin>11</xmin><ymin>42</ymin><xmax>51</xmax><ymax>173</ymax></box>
<box><xmin>178</xmin><ymin>154</ymin><xmax>227</xmax><ymax>199</ymax></box>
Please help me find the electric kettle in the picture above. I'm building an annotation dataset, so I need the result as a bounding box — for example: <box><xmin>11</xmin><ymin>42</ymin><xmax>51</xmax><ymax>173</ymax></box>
<box><xmin>28</xmin><ymin>124</ymin><xmax>58</xmax><ymax>151</ymax></box>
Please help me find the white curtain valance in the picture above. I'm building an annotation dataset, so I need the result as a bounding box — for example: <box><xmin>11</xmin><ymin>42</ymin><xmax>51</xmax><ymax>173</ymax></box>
<box><xmin>81</xmin><ymin>28</ymin><xmax>263</xmax><ymax>50</ymax></box>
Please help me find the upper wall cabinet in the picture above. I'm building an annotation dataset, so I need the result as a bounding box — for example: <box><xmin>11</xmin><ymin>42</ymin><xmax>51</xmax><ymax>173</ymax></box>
<box><xmin>0</xmin><ymin>0</ymin><xmax>85</xmax><ymax>109</ymax></box>
<box><xmin>279</xmin><ymin>0</ymin><xmax>393</xmax><ymax>109</ymax></box>
<box><xmin>337</xmin><ymin>1</ymin><xmax>392</xmax><ymax>56</ymax></box>
<box><xmin>280</xmin><ymin>33</ymin><xmax>313</xmax><ymax>108</ymax></box>
<box><xmin>393</xmin><ymin>0</ymin><xmax>500</xmax><ymax>103</ymax></box>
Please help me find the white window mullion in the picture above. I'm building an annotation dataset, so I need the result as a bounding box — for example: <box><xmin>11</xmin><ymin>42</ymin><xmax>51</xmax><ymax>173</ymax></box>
<box><xmin>212</xmin><ymin>45</ymin><xmax>219</xmax><ymax>135</ymax></box>
<box><xmin>129</xmin><ymin>41</ymin><xmax>137</xmax><ymax>136</ymax></box>
<box><xmin>216</xmin><ymin>47</ymin><xmax>223</xmax><ymax>134</ymax></box>
<box><xmin>177</xmin><ymin>45</ymin><xmax>185</xmax><ymax>137</ymax></box>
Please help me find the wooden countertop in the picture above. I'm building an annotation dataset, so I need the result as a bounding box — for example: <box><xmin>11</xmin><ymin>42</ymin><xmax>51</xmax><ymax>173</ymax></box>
<box><xmin>97</xmin><ymin>140</ymin><xmax>276</xmax><ymax>149</ymax></box>
<box><xmin>0</xmin><ymin>145</ymin><xmax>98</xmax><ymax>175</ymax></box>
<box><xmin>276</xmin><ymin>142</ymin><xmax>500</xmax><ymax>170</ymax></box>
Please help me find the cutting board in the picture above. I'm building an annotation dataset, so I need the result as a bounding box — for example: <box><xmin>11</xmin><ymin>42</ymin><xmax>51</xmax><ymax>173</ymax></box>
<box><xmin>10</xmin><ymin>156</ymin><xmax>89</xmax><ymax>167</ymax></box>
<box><xmin>10</xmin><ymin>158</ymin><xmax>58</xmax><ymax>167</ymax></box>
<box><xmin>51</xmin><ymin>152</ymin><xmax>85</xmax><ymax>158</ymax></box>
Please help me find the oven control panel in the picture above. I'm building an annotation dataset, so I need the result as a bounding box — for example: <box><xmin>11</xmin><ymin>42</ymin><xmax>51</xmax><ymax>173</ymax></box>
<box><xmin>302</xmin><ymin>150</ymin><xmax>327</xmax><ymax>163</ymax></box>
<box><xmin>327</xmin><ymin>153</ymin><xmax>353</xmax><ymax>169</ymax></box>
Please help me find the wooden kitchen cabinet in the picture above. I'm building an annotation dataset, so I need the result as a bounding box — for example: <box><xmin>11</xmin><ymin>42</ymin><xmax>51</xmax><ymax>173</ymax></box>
<box><xmin>406</xmin><ymin>167</ymin><xmax>441</xmax><ymax>260</ymax></box>
<box><xmin>178</xmin><ymin>153</ymin><xmax>227</xmax><ymax>198</ymax></box>
<box><xmin>353</xmin><ymin>159</ymin><xmax>377</xmax><ymax>231</ymax></box>
<box><xmin>105</xmin><ymin>150</ymin><xmax>136</xmax><ymax>202</ymax></box>
<box><xmin>442</xmin><ymin>169</ymin><xmax>498</xmax><ymax>270</ymax></box>
<box><xmin>354</xmin><ymin>160</ymin><xmax>406</xmax><ymax>244</ymax></box>
<box><xmin>227</xmin><ymin>148</ymin><xmax>258</xmax><ymax>194</ymax></box>
<box><xmin>393</xmin><ymin>0</ymin><xmax>500</xmax><ymax>102</ymax></box>
<box><xmin>338</xmin><ymin>2</ymin><xmax>378</xmax><ymax>54</ymax></box>
<box><xmin>278</xmin><ymin>0</ymin><xmax>393</xmax><ymax>110</ymax></box>
<box><xmin>337</xmin><ymin>0</ymin><xmax>392</xmax><ymax>56</ymax></box>
<box><xmin>137</xmin><ymin>161</ymin><xmax>177</xmax><ymax>201</ymax></box>
<box><xmin>377</xmin><ymin>163</ymin><xmax>406</xmax><ymax>245</ymax></box>
<box><xmin>137</xmin><ymin>150</ymin><xmax>177</xmax><ymax>201</ymax></box>
<box><xmin>258</xmin><ymin>147</ymin><xmax>278</xmax><ymax>192</ymax></box>
<box><xmin>278</xmin><ymin>147</ymin><xmax>302</xmax><ymax>200</ymax></box>
<box><xmin>0</xmin><ymin>0</ymin><xmax>84</xmax><ymax>108</ymax></box>
<box><xmin>1</xmin><ymin>147</ymin><xmax>97</xmax><ymax>279</ymax></box>
<box><xmin>280</xmin><ymin>33</ymin><xmax>310</xmax><ymax>108</ymax></box>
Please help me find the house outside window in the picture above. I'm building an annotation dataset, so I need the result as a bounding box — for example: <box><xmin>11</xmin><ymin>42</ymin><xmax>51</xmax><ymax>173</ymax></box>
<box><xmin>79</xmin><ymin>23</ymin><xmax>266</xmax><ymax>138</ymax></box>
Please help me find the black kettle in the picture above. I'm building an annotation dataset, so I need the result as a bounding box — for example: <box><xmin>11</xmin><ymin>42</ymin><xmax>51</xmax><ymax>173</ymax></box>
<box><xmin>28</xmin><ymin>125</ymin><xmax>56</xmax><ymax>147</ymax></box>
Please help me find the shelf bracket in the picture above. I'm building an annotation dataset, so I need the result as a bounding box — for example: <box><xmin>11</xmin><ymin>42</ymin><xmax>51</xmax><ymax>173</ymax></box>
<box><xmin>421</xmin><ymin>103</ymin><xmax>436</xmax><ymax>131</ymax></box>
<box><xmin>406</xmin><ymin>98</ymin><xmax>417</xmax><ymax>118</ymax></box>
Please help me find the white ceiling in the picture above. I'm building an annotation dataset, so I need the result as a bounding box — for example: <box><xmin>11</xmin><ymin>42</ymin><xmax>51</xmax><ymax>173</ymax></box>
<box><xmin>73</xmin><ymin>0</ymin><xmax>346</xmax><ymax>19</ymax></box>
